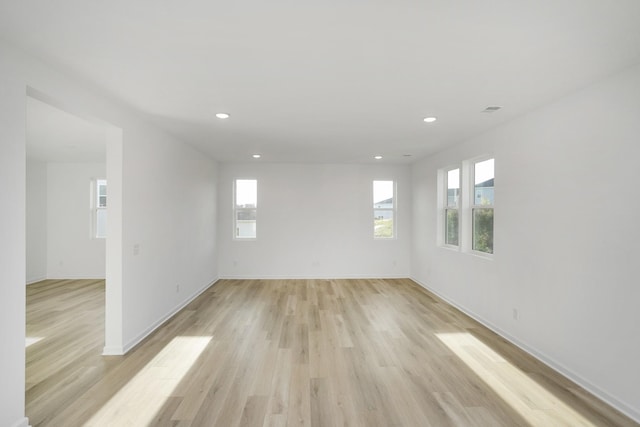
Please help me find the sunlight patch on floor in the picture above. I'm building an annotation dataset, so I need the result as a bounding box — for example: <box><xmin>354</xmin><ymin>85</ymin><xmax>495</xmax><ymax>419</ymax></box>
<box><xmin>85</xmin><ymin>336</ymin><xmax>212</xmax><ymax>426</ymax></box>
<box><xmin>26</xmin><ymin>336</ymin><xmax>44</xmax><ymax>347</ymax></box>
<box><xmin>436</xmin><ymin>332</ymin><xmax>595</xmax><ymax>427</ymax></box>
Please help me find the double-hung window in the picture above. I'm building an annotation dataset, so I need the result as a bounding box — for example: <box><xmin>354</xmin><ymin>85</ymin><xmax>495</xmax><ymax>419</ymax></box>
<box><xmin>445</xmin><ymin>168</ymin><xmax>460</xmax><ymax>246</ymax></box>
<box><xmin>373</xmin><ymin>180</ymin><xmax>395</xmax><ymax>239</ymax></box>
<box><xmin>439</xmin><ymin>157</ymin><xmax>495</xmax><ymax>255</ymax></box>
<box><xmin>471</xmin><ymin>158</ymin><xmax>494</xmax><ymax>254</ymax></box>
<box><xmin>234</xmin><ymin>179</ymin><xmax>257</xmax><ymax>239</ymax></box>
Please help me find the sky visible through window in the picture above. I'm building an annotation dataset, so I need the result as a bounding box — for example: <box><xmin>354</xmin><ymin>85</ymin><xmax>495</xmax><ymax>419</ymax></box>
<box><xmin>475</xmin><ymin>158</ymin><xmax>494</xmax><ymax>185</ymax></box>
<box><xmin>373</xmin><ymin>180</ymin><xmax>393</xmax><ymax>205</ymax></box>
<box><xmin>447</xmin><ymin>169</ymin><xmax>460</xmax><ymax>189</ymax></box>
<box><xmin>236</xmin><ymin>179</ymin><xmax>257</xmax><ymax>207</ymax></box>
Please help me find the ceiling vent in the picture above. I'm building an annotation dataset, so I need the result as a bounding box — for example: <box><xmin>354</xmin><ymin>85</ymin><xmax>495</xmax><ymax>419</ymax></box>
<box><xmin>482</xmin><ymin>106</ymin><xmax>502</xmax><ymax>113</ymax></box>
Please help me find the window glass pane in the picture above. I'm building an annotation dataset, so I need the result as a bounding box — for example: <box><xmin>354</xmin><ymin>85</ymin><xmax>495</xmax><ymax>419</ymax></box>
<box><xmin>445</xmin><ymin>209</ymin><xmax>459</xmax><ymax>246</ymax></box>
<box><xmin>374</xmin><ymin>210</ymin><xmax>393</xmax><ymax>238</ymax></box>
<box><xmin>235</xmin><ymin>210</ymin><xmax>256</xmax><ymax>238</ymax></box>
<box><xmin>96</xmin><ymin>209</ymin><xmax>107</xmax><ymax>238</ymax></box>
<box><xmin>236</xmin><ymin>179</ymin><xmax>257</xmax><ymax>208</ymax></box>
<box><xmin>373</xmin><ymin>180</ymin><xmax>393</xmax><ymax>208</ymax></box>
<box><xmin>474</xmin><ymin>158</ymin><xmax>494</xmax><ymax>206</ymax></box>
<box><xmin>447</xmin><ymin>168</ymin><xmax>460</xmax><ymax>208</ymax></box>
<box><xmin>97</xmin><ymin>180</ymin><xmax>107</xmax><ymax>207</ymax></box>
<box><xmin>473</xmin><ymin>208</ymin><xmax>493</xmax><ymax>253</ymax></box>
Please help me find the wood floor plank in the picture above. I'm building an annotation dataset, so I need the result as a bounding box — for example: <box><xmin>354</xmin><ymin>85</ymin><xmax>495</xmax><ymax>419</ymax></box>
<box><xmin>26</xmin><ymin>278</ymin><xmax>640</xmax><ymax>427</ymax></box>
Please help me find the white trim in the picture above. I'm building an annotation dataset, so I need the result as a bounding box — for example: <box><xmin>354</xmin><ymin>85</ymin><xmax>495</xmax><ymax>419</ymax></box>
<box><xmin>26</xmin><ymin>275</ymin><xmax>47</xmax><ymax>285</ymax></box>
<box><xmin>103</xmin><ymin>278</ymin><xmax>219</xmax><ymax>356</ymax></box>
<box><xmin>102</xmin><ymin>345</ymin><xmax>125</xmax><ymax>356</ymax></box>
<box><xmin>466</xmin><ymin>249</ymin><xmax>494</xmax><ymax>260</ymax></box>
<box><xmin>219</xmin><ymin>274</ymin><xmax>410</xmax><ymax>280</ymax></box>
<box><xmin>410</xmin><ymin>277</ymin><xmax>640</xmax><ymax>424</ymax></box>
<box><xmin>9</xmin><ymin>417</ymin><xmax>30</xmax><ymax>427</ymax></box>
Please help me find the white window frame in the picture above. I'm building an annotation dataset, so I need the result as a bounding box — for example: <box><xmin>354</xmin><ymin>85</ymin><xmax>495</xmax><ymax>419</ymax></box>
<box><xmin>233</xmin><ymin>178</ymin><xmax>257</xmax><ymax>240</ymax></box>
<box><xmin>469</xmin><ymin>156</ymin><xmax>494</xmax><ymax>256</ymax></box>
<box><xmin>91</xmin><ymin>178</ymin><xmax>107</xmax><ymax>239</ymax></box>
<box><xmin>373</xmin><ymin>180</ymin><xmax>396</xmax><ymax>239</ymax></box>
<box><xmin>443</xmin><ymin>167</ymin><xmax>461</xmax><ymax>248</ymax></box>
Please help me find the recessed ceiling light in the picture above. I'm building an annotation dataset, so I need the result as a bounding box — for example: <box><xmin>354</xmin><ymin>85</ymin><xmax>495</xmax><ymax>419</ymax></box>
<box><xmin>423</xmin><ymin>117</ymin><xmax>437</xmax><ymax>123</ymax></box>
<box><xmin>374</xmin><ymin>155</ymin><xmax>383</xmax><ymax>160</ymax></box>
<box><xmin>215</xmin><ymin>113</ymin><xmax>230</xmax><ymax>119</ymax></box>
<box><xmin>252</xmin><ymin>154</ymin><xmax>261</xmax><ymax>159</ymax></box>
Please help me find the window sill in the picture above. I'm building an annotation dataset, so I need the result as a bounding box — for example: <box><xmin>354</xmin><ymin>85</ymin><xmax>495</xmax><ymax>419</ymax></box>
<box><xmin>467</xmin><ymin>250</ymin><xmax>494</xmax><ymax>260</ymax></box>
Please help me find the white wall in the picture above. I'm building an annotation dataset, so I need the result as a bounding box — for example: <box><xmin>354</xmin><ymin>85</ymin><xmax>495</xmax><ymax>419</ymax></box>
<box><xmin>121</xmin><ymin>131</ymin><xmax>218</xmax><ymax>352</ymax></box>
<box><xmin>411</xmin><ymin>63</ymin><xmax>640</xmax><ymax>421</ymax></box>
<box><xmin>219</xmin><ymin>163</ymin><xmax>410</xmax><ymax>278</ymax></box>
<box><xmin>0</xmin><ymin>40</ymin><xmax>218</xmax><ymax>426</ymax></box>
<box><xmin>46</xmin><ymin>162</ymin><xmax>106</xmax><ymax>279</ymax></box>
<box><xmin>0</xmin><ymin>50</ymin><xmax>29</xmax><ymax>427</ymax></box>
<box><xmin>26</xmin><ymin>158</ymin><xmax>47</xmax><ymax>284</ymax></box>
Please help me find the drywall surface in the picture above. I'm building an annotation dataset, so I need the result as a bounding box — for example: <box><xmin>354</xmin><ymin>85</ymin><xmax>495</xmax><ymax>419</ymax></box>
<box><xmin>26</xmin><ymin>158</ymin><xmax>48</xmax><ymax>283</ymax></box>
<box><xmin>0</xmin><ymin>38</ymin><xmax>219</xmax><ymax>425</ymax></box>
<box><xmin>218</xmin><ymin>163</ymin><xmax>410</xmax><ymax>278</ymax></box>
<box><xmin>0</xmin><ymin>49</ymin><xmax>29</xmax><ymax>427</ymax></box>
<box><xmin>120</xmin><ymin>129</ymin><xmax>218</xmax><ymax>351</ymax></box>
<box><xmin>46</xmin><ymin>162</ymin><xmax>106</xmax><ymax>279</ymax></box>
<box><xmin>411</xmin><ymin>64</ymin><xmax>640</xmax><ymax>421</ymax></box>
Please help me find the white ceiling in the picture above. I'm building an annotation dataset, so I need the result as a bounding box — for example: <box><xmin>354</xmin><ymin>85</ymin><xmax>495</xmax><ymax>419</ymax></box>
<box><xmin>4</xmin><ymin>1</ymin><xmax>640</xmax><ymax>163</ymax></box>
<box><xmin>26</xmin><ymin>96</ymin><xmax>106</xmax><ymax>163</ymax></box>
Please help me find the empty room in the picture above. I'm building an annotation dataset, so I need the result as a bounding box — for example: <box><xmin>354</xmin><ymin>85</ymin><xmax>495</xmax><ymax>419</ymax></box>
<box><xmin>1</xmin><ymin>1</ymin><xmax>640</xmax><ymax>427</ymax></box>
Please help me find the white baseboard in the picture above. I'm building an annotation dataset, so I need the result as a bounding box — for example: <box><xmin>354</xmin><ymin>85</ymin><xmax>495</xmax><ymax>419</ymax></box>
<box><xmin>26</xmin><ymin>276</ymin><xmax>47</xmax><ymax>285</ymax></box>
<box><xmin>120</xmin><ymin>277</ymin><xmax>219</xmax><ymax>354</ymax></box>
<box><xmin>218</xmin><ymin>274</ymin><xmax>408</xmax><ymax>280</ymax></box>
<box><xmin>102</xmin><ymin>345</ymin><xmax>125</xmax><ymax>356</ymax></box>
<box><xmin>28</xmin><ymin>276</ymin><xmax>105</xmax><ymax>285</ymax></box>
<box><xmin>9</xmin><ymin>417</ymin><xmax>30</xmax><ymax>427</ymax></box>
<box><xmin>410</xmin><ymin>277</ymin><xmax>640</xmax><ymax>424</ymax></box>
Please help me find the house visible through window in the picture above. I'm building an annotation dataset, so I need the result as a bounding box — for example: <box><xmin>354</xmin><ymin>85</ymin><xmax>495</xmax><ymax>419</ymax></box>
<box><xmin>472</xmin><ymin>158</ymin><xmax>494</xmax><ymax>254</ymax></box>
<box><xmin>94</xmin><ymin>179</ymin><xmax>107</xmax><ymax>239</ymax></box>
<box><xmin>445</xmin><ymin>168</ymin><xmax>460</xmax><ymax>246</ymax></box>
<box><xmin>234</xmin><ymin>179</ymin><xmax>257</xmax><ymax>239</ymax></box>
<box><xmin>373</xmin><ymin>180</ymin><xmax>395</xmax><ymax>239</ymax></box>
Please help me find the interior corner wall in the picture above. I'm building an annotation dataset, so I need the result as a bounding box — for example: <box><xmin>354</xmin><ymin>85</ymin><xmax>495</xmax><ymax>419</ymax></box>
<box><xmin>218</xmin><ymin>162</ymin><xmax>411</xmax><ymax>279</ymax></box>
<box><xmin>410</xmin><ymin>63</ymin><xmax>640</xmax><ymax>421</ymax></box>
<box><xmin>1</xmin><ymin>39</ymin><xmax>219</xmax><ymax>425</ymax></box>
<box><xmin>46</xmin><ymin>162</ymin><xmax>106</xmax><ymax>279</ymax></box>
<box><xmin>26</xmin><ymin>158</ymin><xmax>48</xmax><ymax>284</ymax></box>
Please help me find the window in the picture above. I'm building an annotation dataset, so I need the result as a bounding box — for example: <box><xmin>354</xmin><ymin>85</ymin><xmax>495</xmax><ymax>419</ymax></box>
<box><xmin>472</xmin><ymin>158</ymin><xmax>494</xmax><ymax>254</ymax></box>
<box><xmin>373</xmin><ymin>180</ymin><xmax>395</xmax><ymax>239</ymax></box>
<box><xmin>93</xmin><ymin>179</ymin><xmax>107</xmax><ymax>239</ymax></box>
<box><xmin>439</xmin><ymin>157</ymin><xmax>495</xmax><ymax>255</ymax></box>
<box><xmin>445</xmin><ymin>168</ymin><xmax>460</xmax><ymax>246</ymax></box>
<box><xmin>234</xmin><ymin>179</ymin><xmax>257</xmax><ymax>239</ymax></box>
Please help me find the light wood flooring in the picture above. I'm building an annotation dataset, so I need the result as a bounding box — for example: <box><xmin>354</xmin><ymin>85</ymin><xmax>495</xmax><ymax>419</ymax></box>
<box><xmin>26</xmin><ymin>278</ymin><xmax>639</xmax><ymax>427</ymax></box>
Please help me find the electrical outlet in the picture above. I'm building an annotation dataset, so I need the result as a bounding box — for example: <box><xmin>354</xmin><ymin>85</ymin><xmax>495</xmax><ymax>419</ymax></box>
<box><xmin>513</xmin><ymin>308</ymin><xmax>519</xmax><ymax>320</ymax></box>
<box><xmin>176</xmin><ymin>284</ymin><xmax>180</xmax><ymax>293</ymax></box>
